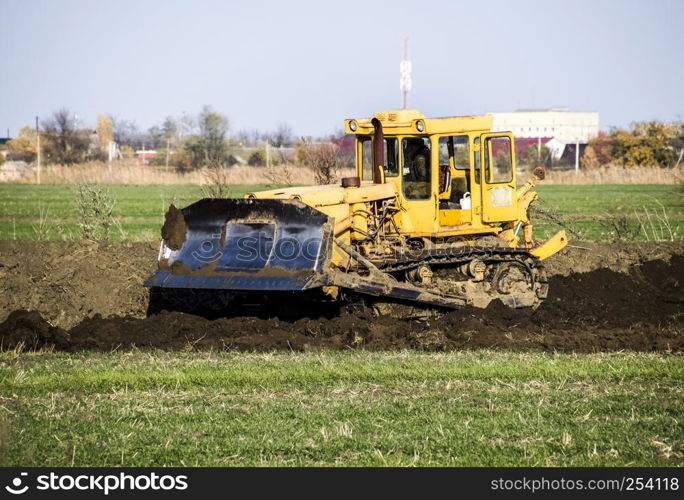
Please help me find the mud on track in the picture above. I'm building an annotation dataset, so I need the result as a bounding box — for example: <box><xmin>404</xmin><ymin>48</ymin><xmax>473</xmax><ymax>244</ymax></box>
<box><xmin>0</xmin><ymin>240</ymin><xmax>682</xmax><ymax>353</ymax></box>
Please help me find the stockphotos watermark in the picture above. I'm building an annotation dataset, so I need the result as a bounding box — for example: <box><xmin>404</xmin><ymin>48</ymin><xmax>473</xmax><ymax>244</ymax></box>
<box><xmin>182</xmin><ymin>231</ymin><xmax>501</xmax><ymax>266</ymax></box>
<box><xmin>4</xmin><ymin>471</ymin><xmax>188</xmax><ymax>495</ymax></box>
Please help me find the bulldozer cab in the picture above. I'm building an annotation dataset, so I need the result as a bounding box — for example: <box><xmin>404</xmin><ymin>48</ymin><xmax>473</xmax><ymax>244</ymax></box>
<box><xmin>350</xmin><ymin>111</ymin><xmax>518</xmax><ymax>235</ymax></box>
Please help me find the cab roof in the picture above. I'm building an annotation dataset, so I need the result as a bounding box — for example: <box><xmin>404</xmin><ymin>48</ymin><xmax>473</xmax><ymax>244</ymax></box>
<box><xmin>344</xmin><ymin>109</ymin><xmax>493</xmax><ymax>136</ymax></box>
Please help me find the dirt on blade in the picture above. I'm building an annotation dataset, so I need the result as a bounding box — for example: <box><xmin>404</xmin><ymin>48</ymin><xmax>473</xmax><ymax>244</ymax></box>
<box><xmin>160</xmin><ymin>204</ymin><xmax>186</xmax><ymax>251</ymax></box>
<box><xmin>0</xmin><ymin>240</ymin><xmax>682</xmax><ymax>353</ymax></box>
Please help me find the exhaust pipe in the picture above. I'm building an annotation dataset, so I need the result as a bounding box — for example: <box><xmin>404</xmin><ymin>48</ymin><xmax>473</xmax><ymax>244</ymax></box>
<box><xmin>371</xmin><ymin>117</ymin><xmax>385</xmax><ymax>184</ymax></box>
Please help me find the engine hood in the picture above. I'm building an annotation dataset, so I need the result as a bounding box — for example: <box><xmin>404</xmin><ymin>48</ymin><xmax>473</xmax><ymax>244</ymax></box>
<box><xmin>245</xmin><ymin>181</ymin><xmax>397</xmax><ymax>208</ymax></box>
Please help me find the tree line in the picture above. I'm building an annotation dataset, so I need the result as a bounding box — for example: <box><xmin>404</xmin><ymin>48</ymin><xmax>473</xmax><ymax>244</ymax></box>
<box><xmin>5</xmin><ymin>109</ymin><xmax>682</xmax><ymax>171</ymax></box>
<box><xmin>4</xmin><ymin>106</ymin><xmax>300</xmax><ymax>170</ymax></box>
<box><xmin>513</xmin><ymin>121</ymin><xmax>684</xmax><ymax>170</ymax></box>
<box><xmin>581</xmin><ymin>122</ymin><xmax>684</xmax><ymax>169</ymax></box>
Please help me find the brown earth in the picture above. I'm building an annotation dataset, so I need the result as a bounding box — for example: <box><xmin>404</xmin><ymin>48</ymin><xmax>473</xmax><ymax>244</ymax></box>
<box><xmin>0</xmin><ymin>240</ymin><xmax>682</xmax><ymax>353</ymax></box>
<box><xmin>160</xmin><ymin>204</ymin><xmax>187</xmax><ymax>251</ymax></box>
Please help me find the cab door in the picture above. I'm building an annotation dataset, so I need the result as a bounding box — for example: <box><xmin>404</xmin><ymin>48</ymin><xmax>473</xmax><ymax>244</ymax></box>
<box><xmin>437</xmin><ymin>135</ymin><xmax>472</xmax><ymax>226</ymax></box>
<box><xmin>480</xmin><ymin>132</ymin><xmax>517</xmax><ymax>223</ymax></box>
<box><xmin>398</xmin><ymin>136</ymin><xmax>437</xmax><ymax>234</ymax></box>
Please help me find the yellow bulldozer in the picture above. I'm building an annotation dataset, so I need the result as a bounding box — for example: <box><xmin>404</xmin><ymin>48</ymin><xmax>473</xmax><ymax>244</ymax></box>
<box><xmin>146</xmin><ymin>109</ymin><xmax>568</xmax><ymax>311</ymax></box>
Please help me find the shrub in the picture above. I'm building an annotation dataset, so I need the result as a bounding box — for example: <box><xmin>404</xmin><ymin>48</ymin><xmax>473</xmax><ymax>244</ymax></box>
<box><xmin>298</xmin><ymin>140</ymin><xmax>341</xmax><ymax>185</ymax></box>
<box><xmin>580</xmin><ymin>146</ymin><xmax>600</xmax><ymax>169</ymax></box>
<box><xmin>201</xmin><ymin>163</ymin><xmax>232</xmax><ymax>198</ymax></box>
<box><xmin>248</xmin><ymin>149</ymin><xmax>265</xmax><ymax>166</ymax></box>
<box><xmin>75</xmin><ymin>184</ymin><xmax>115</xmax><ymax>240</ymax></box>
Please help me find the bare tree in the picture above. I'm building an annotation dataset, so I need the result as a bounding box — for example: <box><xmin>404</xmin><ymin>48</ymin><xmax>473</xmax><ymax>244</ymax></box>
<box><xmin>161</xmin><ymin>117</ymin><xmax>179</xmax><ymax>145</ymax></box>
<box><xmin>235</xmin><ymin>129</ymin><xmax>251</xmax><ymax>145</ymax></box>
<box><xmin>249</xmin><ymin>129</ymin><xmax>263</xmax><ymax>145</ymax></box>
<box><xmin>42</xmin><ymin>109</ymin><xmax>89</xmax><ymax>164</ymax></box>
<box><xmin>300</xmin><ymin>140</ymin><xmax>341</xmax><ymax>185</ymax></box>
<box><xmin>271</xmin><ymin>122</ymin><xmax>294</xmax><ymax>147</ymax></box>
<box><xmin>146</xmin><ymin>125</ymin><xmax>165</xmax><ymax>149</ymax></box>
<box><xmin>110</xmin><ymin>116</ymin><xmax>142</xmax><ymax>149</ymax></box>
<box><xmin>235</xmin><ymin>128</ymin><xmax>263</xmax><ymax>146</ymax></box>
<box><xmin>176</xmin><ymin>112</ymin><xmax>196</xmax><ymax>139</ymax></box>
<box><xmin>181</xmin><ymin>106</ymin><xmax>230</xmax><ymax>169</ymax></box>
<box><xmin>197</xmin><ymin>106</ymin><xmax>229</xmax><ymax>167</ymax></box>
<box><xmin>201</xmin><ymin>162</ymin><xmax>232</xmax><ymax>198</ymax></box>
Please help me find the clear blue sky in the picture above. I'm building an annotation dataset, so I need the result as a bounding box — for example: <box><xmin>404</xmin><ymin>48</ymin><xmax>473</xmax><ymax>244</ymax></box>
<box><xmin>1</xmin><ymin>0</ymin><xmax>683</xmax><ymax>137</ymax></box>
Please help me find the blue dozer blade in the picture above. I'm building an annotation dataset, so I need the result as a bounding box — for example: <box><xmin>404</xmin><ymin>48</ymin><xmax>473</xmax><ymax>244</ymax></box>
<box><xmin>146</xmin><ymin>198</ymin><xmax>332</xmax><ymax>291</ymax></box>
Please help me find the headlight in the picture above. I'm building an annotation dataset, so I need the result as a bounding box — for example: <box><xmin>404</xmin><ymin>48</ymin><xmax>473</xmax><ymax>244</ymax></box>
<box><xmin>349</xmin><ymin>120</ymin><xmax>358</xmax><ymax>132</ymax></box>
<box><xmin>416</xmin><ymin>120</ymin><xmax>425</xmax><ymax>132</ymax></box>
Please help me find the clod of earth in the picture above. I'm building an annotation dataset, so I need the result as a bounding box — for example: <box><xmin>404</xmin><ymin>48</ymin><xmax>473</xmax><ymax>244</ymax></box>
<box><xmin>160</xmin><ymin>204</ymin><xmax>187</xmax><ymax>250</ymax></box>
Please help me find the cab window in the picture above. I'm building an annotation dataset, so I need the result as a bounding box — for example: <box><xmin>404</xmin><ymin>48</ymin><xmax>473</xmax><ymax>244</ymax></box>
<box><xmin>361</xmin><ymin>137</ymin><xmax>372</xmax><ymax>180</ymax></box>
<box><xmin>453</xmin><ymin>136</ymin><xmax>469</xmax><ymax>169</ymax></box>
<box><xmin>360</xmin><ymin>137</ymin><xmax>399</xmax><ymax>180</ymax></box>
<box><xmin>438</xmin><ymin>135</ymin><xmax>469</xmax><ymax>169</ymax></box>
<box><xmin>438</xmin><ymin>136</ymin><xmax>470</xmax><ymax>206</ymax></box>
<box><xmin>384</xmin><ymin>137</ymin><xmax>399</xmax><ymax>177</ymax></box>
<box><xmin>484</xmin><ymin>136</ymin><xmax>513</xmax><ymax>183</ymax></box>
<box><xmin>402</xmin><ymin>137</ymin><xmax>431</xmax><ymax>200</ymax></box>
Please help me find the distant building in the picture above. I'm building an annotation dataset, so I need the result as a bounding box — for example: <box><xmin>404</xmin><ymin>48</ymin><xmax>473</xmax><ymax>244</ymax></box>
<box><xmin>135</xmin><ymin>150</ymin><xmax>157</xmax><ymax>164</ymax></box>
<box><xmin>511</xmin><ymin>136</ymin><xmax>566</xmax><ymax>161</ymax></box>
<box><xmin>490</xmin><ymin>108</ymin><xmax>599</xmax><ymax>144</ymax></box>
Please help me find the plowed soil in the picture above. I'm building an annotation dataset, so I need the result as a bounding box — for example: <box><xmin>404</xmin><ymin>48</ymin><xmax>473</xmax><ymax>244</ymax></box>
<box><xmin>0</xmin><ymin>240</ymin><xmax>682</xmax><ymax>352</ymax></box>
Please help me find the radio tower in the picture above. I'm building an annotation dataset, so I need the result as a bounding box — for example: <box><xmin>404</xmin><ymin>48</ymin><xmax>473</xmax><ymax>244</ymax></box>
<box><xmin>400</xmin><ymin>36</ymin><xmax>412</xmax><ymax>109</ymax></box>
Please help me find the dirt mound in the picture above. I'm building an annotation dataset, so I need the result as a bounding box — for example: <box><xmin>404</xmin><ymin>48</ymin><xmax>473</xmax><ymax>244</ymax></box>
<box><xmin>0</xmin><ymin>241</ymin><xmax>157</xmax><ymax>329</ymax></box>
<box><xmin>1</xmin><ymin>254</ymin><xmax>681</xmax><ymax>353</ymax></box>
<box><xmin>543</xmin><ymin>240</ymin><xmax>684</xmax><ymax>276</ymax></box>
<box><xmin>1</xmin><ymin>240</ymin><xmax>682</xmax><ymax>330</ymax></box>
<box><xmin>0</xmin><ymin>310</ymin><xmax>70</xmax><ymax>351</ymax></box>
<box><xmin>433</xmin><ymin>255</ymin><xmax>683</xmax><ymax>352</ymax></box>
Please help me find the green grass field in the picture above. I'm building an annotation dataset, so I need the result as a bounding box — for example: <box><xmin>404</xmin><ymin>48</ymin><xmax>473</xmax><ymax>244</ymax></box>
<box><xmin>532</xmin><ymin>185</ymin><xmax>683</xmax><ymax>241</ymax></box>
<box><xmin>0</xmin><ymin>183</ymin><xmax>681</xmax><ymax>241</ymax></box>
<box><xmin>1</xmin><ymin>184</ymin><xmax>682</xmax><ymax>467</ymax></box>
<box><xmin>0</xmin><ymin>184</ymin><xmax>266</xmax><ymax>241</ymax></box>
<box><xmin>1</xmin><ymin>350</ymin><xmax>681</xmax><ymax>466</ymax></box>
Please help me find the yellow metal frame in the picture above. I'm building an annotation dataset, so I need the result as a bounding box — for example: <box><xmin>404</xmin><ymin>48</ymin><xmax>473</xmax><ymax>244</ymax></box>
<box><xmin>530</xmin><ymin>230</ymin><xmax>569</xmax><ymax>260</ymax></box>
<box><xmin>345</xmin><ymin>109</ymin><xmax>494</xmax><ymax>137</ymax></box>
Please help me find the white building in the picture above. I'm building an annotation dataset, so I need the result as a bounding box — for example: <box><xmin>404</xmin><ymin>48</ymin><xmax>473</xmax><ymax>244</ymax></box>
<box><xmin>490</xmin><ymin>108</ymin><xmax>599</xmax><ymax>144</ymax></box>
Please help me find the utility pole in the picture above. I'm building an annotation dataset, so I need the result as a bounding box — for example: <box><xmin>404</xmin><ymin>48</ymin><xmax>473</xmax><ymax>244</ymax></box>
<box><xmin>35</xmin><ymin>116</ymin><xmax>41</xmax><ymax>185</ymax></box>
<box><xmin>575</xmin><ymin>139</ymin><xmax>580</xmax><ymax>173</ymax></box>
<box><xmin>400</xmin><ymin>36</ymin><xmax>412</xmax><ymax>110</ymax></box>
<box><xmin>537</xmin><ymin>136</ymin><xmax>541</xmax><ymax>163</ymax></box>
<box><xmin>107</xmin><ymin>141</ymin><xmax>114</xmax><ymax>173</ymax></box>
<box><xmin>165</xmin><ymin>137</ymin><xmax>170</xmax><ymax>171</ymax></box>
